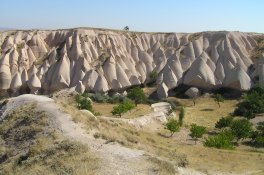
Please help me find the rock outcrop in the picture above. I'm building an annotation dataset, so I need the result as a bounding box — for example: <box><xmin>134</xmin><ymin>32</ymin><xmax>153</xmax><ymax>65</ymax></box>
<box><xmin>0</xmin><ymin>28</ymin><xmax>262</xmax><ymax>97</ymax></box>
<box><xmin>185</xmin><ymin>87</ymin><xmax>200</xmax><ymax>98</ymax></box>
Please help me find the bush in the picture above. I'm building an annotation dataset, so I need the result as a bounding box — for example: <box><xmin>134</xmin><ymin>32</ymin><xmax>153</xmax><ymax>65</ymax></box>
<box><xmin>89</xmin><ymin>93</ymin><xmax>109</xmax><ymax>103</ymax></box>
<box><xmin>111</xmin><ymin>101</ymin><xmax>135</xmax><ymax>117</ymax></box>
<box><xmin>255</xmin><ymin>136</ymin><xmax>264</xmax><ymax>147</ymax></box>
<box><xmin>252</xmin><ymin>122</ymin><xmax>264</xmax><ymax>147</ymax></box>
<box><xmin>84</xmin><ymin>92</ymin><xmax>129</xmax><ymax>104</ymax></box>
<box><xmin>75</xmin><ymin>94</ymin><xmax>93</xmax><ymax>111</ymax></box>
<box><xmin>189</xmin><ymin>124</ymin><xmax>206</xmax><ymax>144</ymax></box>
<box><xmin>204</xmin><ymin>130</ymin><xmax>234</xmax><ymax>149</ymax></box>
<box><xmin>230</xmin><ymin>119</ymin><xmax>252</xmax><ymax>141</ymax></box>
<box><xmin>148</xmin><ymin>71</ymin><xmax>158</xmax><ymax>86</ymax></box>
<box><xmin>215</xmin><ymin>117</ymin><xmax>233</xmax><ymax>129</ymax></box>
<box><xmin>256</xmin><ymin>121</ymin><xmax>264</xmax><ymax>136</ymax></box>
<box><xmin>127</xmin><ymin>87</ymin><xmax>147</xmax><ymax>105</ymax></box>
<box><xmin>214</xmin><ymin>94</ymin><xmax>224</xmax><ymax>107</ymax></box>
<box><xmin>179</xmin><ymin>107</ymin><xmax>185</xmax><ymax>126</ymax></box>
<box><xmin>165</xmin><ymin>118</ymin><xmax>180</xmax><ymax>137</ymax></box>
<box><xmin>107</xmin><ymin>95</ymin><xmax>123</xmax><ymax>104</ymax></box>
<box><xmin>234</xmin><ymin>85</ymin><xmax>264</xmax><ymax>119</ymax></box>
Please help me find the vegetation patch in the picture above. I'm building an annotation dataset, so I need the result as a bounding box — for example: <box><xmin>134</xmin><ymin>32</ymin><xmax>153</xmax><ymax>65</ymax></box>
<box><xmin>111</xmin><ymin>100</ymin><xmax>135</xmax><ymax>117</ymax></box>
<box><xmin>204</xmin><ymin>129</ymin><xmax>235</xmax><ymax>149</ymax></box>
<box><xmin>189</xmin><ymin>124</ymin><xmax>206</xmax><ymax>144</ymax></box>
<box><xmin>165</xmin><ymin>118</ymin><xmax>180</xmax><ymax>137</ymax></box>
<box><xmin>234</xmin><ymin>85</ymin><xmax>264</xmax><ymax>119</ymax></box>
<box><xmin>0</xmin><ymin>103</ymin><xmax>99</xmax><ymax>175</ymax></box>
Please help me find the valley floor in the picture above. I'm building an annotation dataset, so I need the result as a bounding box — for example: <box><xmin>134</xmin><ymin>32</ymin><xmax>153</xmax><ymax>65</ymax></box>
<box><xmin>1</xmin><ymin>93</ymin><xmax>264</xmax><ymax>175</ymax></box>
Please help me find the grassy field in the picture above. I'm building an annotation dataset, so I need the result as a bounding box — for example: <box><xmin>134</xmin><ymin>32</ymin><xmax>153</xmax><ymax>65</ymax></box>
<box><xmin>93</xmin><ymin>103</ymin><xmax>152</xmax><ymax>118</ymax></box>
<box><xmin>55</xmin><ymin>94</ymin><xmax>264</xmax><ymax>174</ymax></box>
<box><xmin>173</xmin><ymin>97</ymin><xmax>238</xmax><ymax>129</ymax></box>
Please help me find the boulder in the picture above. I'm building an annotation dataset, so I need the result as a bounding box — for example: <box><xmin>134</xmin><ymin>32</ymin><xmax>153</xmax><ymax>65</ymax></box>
<box><xmin>185</xmin><ymin>87</ymin><xmax>199</xmax><ymax>98</ymax></box>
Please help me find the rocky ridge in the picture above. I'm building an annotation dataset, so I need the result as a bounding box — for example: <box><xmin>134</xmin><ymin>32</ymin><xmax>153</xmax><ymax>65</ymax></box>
<box><xmin>0</xmin><ymin>28</ymin><xmax>263</xmax><ymax>98</ymax></box>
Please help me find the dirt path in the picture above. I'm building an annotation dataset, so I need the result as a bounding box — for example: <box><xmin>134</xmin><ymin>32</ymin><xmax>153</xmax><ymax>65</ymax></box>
<box><xmin>3</xmin><ymin>94</ymin><xmax>237</xmax><ymax>175</ymax></box>
<box><xmin>38</xmin><ymin>99</ymin><xmax>158</xmax><ymax>175</ymax></box>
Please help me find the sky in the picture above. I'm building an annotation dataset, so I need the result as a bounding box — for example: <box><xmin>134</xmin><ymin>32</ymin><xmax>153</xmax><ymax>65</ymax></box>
<box><xmin>1</xmin><ymin>0</ymin><xmax>263</xmax><ymax>33</ymax></box>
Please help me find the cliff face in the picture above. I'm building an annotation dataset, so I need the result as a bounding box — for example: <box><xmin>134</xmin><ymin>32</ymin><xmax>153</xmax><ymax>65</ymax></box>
<box><xmin>0</xmin><ymin>28</ymin><xmax>262</xmax><ymax>97</ymax></box>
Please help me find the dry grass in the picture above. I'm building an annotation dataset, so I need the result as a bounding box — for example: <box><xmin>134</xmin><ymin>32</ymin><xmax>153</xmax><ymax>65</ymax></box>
<box><xmin>93</xmin><ymin>103</ymin><xmax>152</xmax><ymax>119</ymax></box>
<box><xmin>86</xmin><ymin>97</ymin><xmax>264</xmax><ymax>174</ymax></box>
<box><xmin>0</xmin><ymin>103</ymin><xmax>99</xmax><ymax>175</ymax></box>
<box><xmin>55</xmin><ymin>94</ymin><xmax>264</xmax><ymax>174</ymax></box>
<box><xmin>183</xmin><ymin>97</ymin><xmax>237</xmax><ymax>129</ymax></box>
<box><xmin>143</xmin><ymin>87</ymin><xmax>157</xmax><ymax>96</ymax></box>
<box><xmin>55</xmin><ymin>98</ymin><xmax>99</xmax><ymax>131</ymax></box>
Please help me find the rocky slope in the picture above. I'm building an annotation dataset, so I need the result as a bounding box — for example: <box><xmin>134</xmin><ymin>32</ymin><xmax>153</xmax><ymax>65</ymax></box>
<box><xmin>0</xmin><ymin>28</ymin><xmax>263</xmax><ymax>98</ymax></box>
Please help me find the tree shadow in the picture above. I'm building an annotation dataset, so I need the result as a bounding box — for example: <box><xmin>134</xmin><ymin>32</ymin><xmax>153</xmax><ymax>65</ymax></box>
<box><xmin>200</xmin><ymin>108</ymin><xmax>214</xmax><ymax>112</ymax></box>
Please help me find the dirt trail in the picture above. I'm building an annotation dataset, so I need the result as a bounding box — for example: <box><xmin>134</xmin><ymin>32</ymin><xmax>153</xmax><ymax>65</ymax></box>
<box><xmin>39</xmin><ymin>99</ymin><xmax>159</xmax><ymax>175</ymax></box>
<box><xmin>2</xmin><ymin>94</ymin><xmax>228</xmax><ymax>175</ymax></box>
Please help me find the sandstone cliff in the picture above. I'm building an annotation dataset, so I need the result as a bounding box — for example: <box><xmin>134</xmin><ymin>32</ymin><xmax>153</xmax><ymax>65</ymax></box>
<box><xmin>0</xmin><ymin>28</ymin><xmax>263</xmax><ymax>97</ymax></box>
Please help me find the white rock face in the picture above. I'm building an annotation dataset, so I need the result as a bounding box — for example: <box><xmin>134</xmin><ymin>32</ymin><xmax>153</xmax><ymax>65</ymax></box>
<box><xmin>0</xmin><ymin>29</ymin><xmax>261</xmax><ymax>97</ymax></box>
<box><xmin>157</xmin><ymin>83</ymin><xmax>168</xmax><ymax>99</ymax></box>
<box><xmin>151</xmin><ymin>102</ymin><xmax>171</xmax><ymax>114</ymax></box>
<box><xmin>185</xmin><ymin>87</ymin><xmax>200</xmax><ymax>98</ymax></box>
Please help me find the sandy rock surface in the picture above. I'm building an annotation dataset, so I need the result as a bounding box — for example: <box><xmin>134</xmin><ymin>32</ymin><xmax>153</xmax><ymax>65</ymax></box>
<box><xmin>0</xmin><ymin>29</ymin><xmax>262</xmax><ymax>98</ymax></box>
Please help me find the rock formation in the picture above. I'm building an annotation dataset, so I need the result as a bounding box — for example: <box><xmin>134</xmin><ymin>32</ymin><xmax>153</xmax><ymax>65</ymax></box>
<box><xmin>0</xmin><ymin>28</ymin><xmax>263</xmax><ymax>97</ymax></box>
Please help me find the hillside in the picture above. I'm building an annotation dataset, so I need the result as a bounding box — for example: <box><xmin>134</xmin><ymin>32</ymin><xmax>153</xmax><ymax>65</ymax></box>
<box><xmin>0</xmin><ymin>28</ymin><xmax>264</xmax><ymax>98</ymax></box>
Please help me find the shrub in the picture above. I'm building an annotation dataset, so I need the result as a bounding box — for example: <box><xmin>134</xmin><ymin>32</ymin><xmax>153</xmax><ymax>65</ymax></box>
<box><xmin>148</xmin><ymin>71</ymin><xmax>158</xmax><ymax>86</ymax></box>
<box><xmin>165</xmin><ymin>118</ymin><xmax>180</xmax><ymax>137</ymax></box>
<box><xmin>107</xmin><ymin>95</ymin><xmax>122</xmax><ymax>104</ymax></box>
<box><xmin>93</xmin><ymin>111</ymin><xmax>102</xmax><ymax>116</ymax></box>
<box><xmin>230</xmin><ymin>119</ymin><xmax>253</xmax><ymax>141</ymax></box>
<box><xmin>234</xmin><ymin>85</ymin><xmax>264</xmax><ymax>119</ymax></box>
<box><xmin>189</xmin><ymin>124</ymin><xmax>206</xmax><ymax>144</ymax></box>
<box><xmin>255</xmin><ymin>136</ymin><xmax>264</xmax><ymax>147</ymax></box>
<box><xmin>84</xmin><ymin>92</ymin><xmax>129</xmax><ymax>104</ymax></box>
<box><xmin>111</xmin><ymin>101</ymin><xmax>135</xmax><ymax>117</ymax></box>
<box><xmin>127</xmin><ymin>87</ymin><xmax>147</xmax><ymax>105</ymax></box>
<box><xmin>215</xmin><ymin>117</ymin><xmax>233</xmax><ymax>129</ymax></box>
<box><xmin>252</xmin><ymin>122</ymin><xmax>264</xmax><ymax>147</ymax></box>
<box><xmin>75</xmin><ymin>94</ymin><xmax>93</xmax><ymax>111</ymax></box>
<box><xmin>214</xmin><ymin>94</ymin><xmax>224</xmax><ymax>107</ymax></box>
<box><xmin>179</xmin><ymin>107</ymin><xmax>185</xmax><ymax>126</ymax></box>
<box><xmin>111</xmin><ymin>105</ymin><xmax>125</xmax><ymax>117</ymax></box>
<box><xmin>90</xmin><ymin>93</ymin><xmax>109</xmax><ymax>103</ymax></box>
<box><xmin>204</xmin><ymin>130</ymin><xmax>234</xmax><ymax>149</ymax></box>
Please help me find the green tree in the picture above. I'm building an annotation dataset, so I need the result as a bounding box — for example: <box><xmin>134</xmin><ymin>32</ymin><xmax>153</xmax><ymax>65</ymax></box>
<box><xmin>215</xmin><ymin>117</ymin><xmax>233</xmax><ymax>129</ymax></box>
<box><xmin>111</xmin><ymin>101</ymin><xmax>135</xmax><ymax>117</ymax></box>
<box><xmin>123</xmin><ymin>26</ymin><xmax>129</xmax><ymax>31</ymax></box>
<box><xmin>204</xmin><ymin>129</ymin><xmax>234</xmax><ymax>149</ymax></box>
<box><xmin>230</xmin><ymin>119</ymin><xmax>252</xmax><ymax>142</ymax></box>
<box><xmin>111</xmin><ymin>105</ymin><xmax>125</xmax><ymax>117</ymax></box>
<box><xmin>75</xmin><ymin>94</ymin><xmax>93</xmax><ymax>111</ymax></box>
<box><xmin>214</xmin><ymin>94</ymin><xmax>224</xmax><ymax>108</ymax></box>
<box><xmin>165</xmin><ymin>118</ymin><xmax>180</xmax><ymax>137</ymax></box>
<box><xmin>189</xmin><ymin>124</ymin><xmax>207</xmax><ymax>144</ymax></box>
<box><xmin>234</xmin><ymin>85</ymin><xmax>264</xmax><ymax>119</ymax></box>
<box><xmin>127</xmin><ymin>87</ymin><xmax>147</xmax><ymax>106</ymax></box>
<box><xmin>179</xmin><ymin>107</ymin><xmax>185</xmax><ymax>126</ymax></box>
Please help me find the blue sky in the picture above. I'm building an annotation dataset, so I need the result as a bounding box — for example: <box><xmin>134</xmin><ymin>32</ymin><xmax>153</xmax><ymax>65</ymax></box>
<box><xmin>1</xmin><ymin>0</ymin><xmax>263</xmax><ymax>33</ymax></box>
